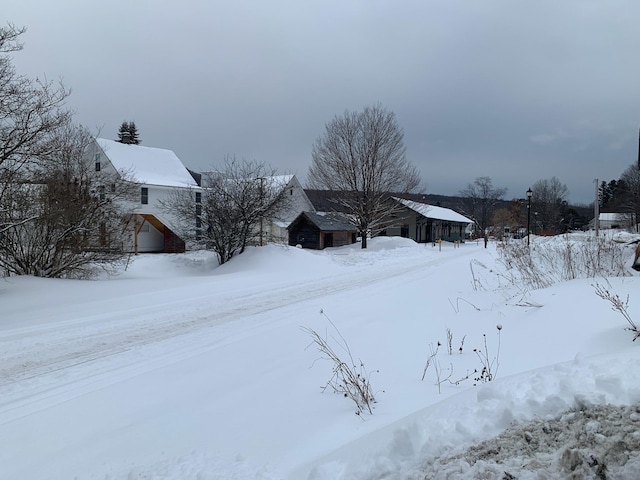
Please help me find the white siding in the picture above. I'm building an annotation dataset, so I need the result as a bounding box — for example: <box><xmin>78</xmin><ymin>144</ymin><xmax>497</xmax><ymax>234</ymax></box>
<box><xmin>88</xmin><ymin>139</ymin><xmax>200</xmax><ymax>253</ymax></box>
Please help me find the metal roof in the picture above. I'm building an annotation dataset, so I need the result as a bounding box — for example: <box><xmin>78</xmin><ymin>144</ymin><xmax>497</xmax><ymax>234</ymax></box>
<box><xmin>290</xmin><ymin>211</ymin><xmax>357</xmax><ymax>231</ymax></box>
<box><xmin>394</xmin><ymin>197</ymin><xmax>473</xmax><ymax>223</ymax></box>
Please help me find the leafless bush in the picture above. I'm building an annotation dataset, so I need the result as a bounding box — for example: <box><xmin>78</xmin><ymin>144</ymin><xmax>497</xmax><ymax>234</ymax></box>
<box><xmin>303</xmin><ymin>310</ymin><xmax>377</xmax><ymax>416</ymax></box>
<box><xmin>162</xmin><ymin>157</ymin><xmax>292</xmax><ymax>264</ymax></box>
<box><xmin>497</xmin><ymin>235</ymin><xmax>630</xmax><ymax>290</ymax></box>
<box><xmin>593</xmin><ymin>281</ymin><xmax>640</xmax><ymax>341</ymax></box>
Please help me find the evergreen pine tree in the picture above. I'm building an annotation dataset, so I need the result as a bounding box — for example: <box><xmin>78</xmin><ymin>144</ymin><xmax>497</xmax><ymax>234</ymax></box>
<box><xmin>116</xmin><ymin>121</ymin><xmax>141</xmax><ymax>144</ymax></box>
<box><xmin>117</xmin><ymin>121</ymin><xmax>131</xmax><ymax>144</ymax></box>
<box><xmin>127</xmin><ymin>121</ymin><xmax>140</xmax><ymax>145</ymax></box>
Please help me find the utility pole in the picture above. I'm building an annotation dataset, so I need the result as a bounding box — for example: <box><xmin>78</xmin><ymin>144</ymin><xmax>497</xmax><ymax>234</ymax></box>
<box><xmin>526</xmin><ymin>188</ymin><xmax>532</xmax><ymax>246</ymax></box>
<box><xmin>594</xmin><ymin>178</ymin><xmax>599</xmax><ymax>237</ymax></box>
<box><xmin>259</xmin><ymin>177</ymin><xmax>264</xmax><ymax>246</ymax></box>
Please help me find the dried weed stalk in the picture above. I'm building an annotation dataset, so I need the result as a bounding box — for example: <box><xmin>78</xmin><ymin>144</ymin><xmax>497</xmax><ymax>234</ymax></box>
<box><xmin>303</xmin><ymin>310</ymin><xmax>377</xmax><ymax>416</ymax></box>
<box><xmin>593</xmin><ymin>281</ymin><xmax>640</xmax><ymax>341</ymax></box>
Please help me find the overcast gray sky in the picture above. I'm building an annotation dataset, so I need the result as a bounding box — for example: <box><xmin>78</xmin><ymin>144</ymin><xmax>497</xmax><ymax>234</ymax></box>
<box><xmin>5</xmin><ymin>1</ymin><xmax>640</xmax><ymax>205</ymax></box>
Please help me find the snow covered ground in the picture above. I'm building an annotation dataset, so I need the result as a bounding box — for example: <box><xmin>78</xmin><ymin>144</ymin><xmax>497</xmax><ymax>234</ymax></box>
<box><xmin>1</xmin><ymin>234</ymin><xmax>640</xmax><ymax>479</ymax></box>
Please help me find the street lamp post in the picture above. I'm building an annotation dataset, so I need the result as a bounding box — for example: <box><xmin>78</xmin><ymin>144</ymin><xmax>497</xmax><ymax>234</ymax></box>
<box><xmin>526</xmin><ymin>188</ymin><xmax>533</xmax><ymax>246</ymax></box>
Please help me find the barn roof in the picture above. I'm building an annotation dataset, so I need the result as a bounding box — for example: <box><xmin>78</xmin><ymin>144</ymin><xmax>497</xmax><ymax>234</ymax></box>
<box><xmin>289</xmin><ymin>211</ymin><xmax>357</xmax><ymax>232</ymax></box>
<box><xmin>303</xmin><ymin>189</ymin><xmax>353</xmax><ymax>213</ymax></box>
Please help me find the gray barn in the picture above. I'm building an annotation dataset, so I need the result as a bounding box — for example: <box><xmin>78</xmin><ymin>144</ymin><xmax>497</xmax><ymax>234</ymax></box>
<box><xmin>288</xmin><ymin>212</ymin><xmax>357</xmax><ymax>249</ymax></box>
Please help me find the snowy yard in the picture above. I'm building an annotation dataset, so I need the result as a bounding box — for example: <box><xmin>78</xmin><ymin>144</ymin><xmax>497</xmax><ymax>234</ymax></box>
<box><xmin>1</xmin><ymin>235</ymin><xmax>640</xmax><ymax>479</ymax></box>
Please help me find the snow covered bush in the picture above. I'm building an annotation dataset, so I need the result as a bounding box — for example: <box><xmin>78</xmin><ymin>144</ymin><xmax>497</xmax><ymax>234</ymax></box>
<box><xmin>303</xmin><ymin>310</ymin><xmax>377</xmax><ymax>416</ymax></box>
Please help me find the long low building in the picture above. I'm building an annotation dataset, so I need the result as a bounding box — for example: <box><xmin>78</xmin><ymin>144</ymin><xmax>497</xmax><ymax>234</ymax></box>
<box><xmin>382</xmin><ymin>197</ymin><xmax>473</xmax><ymax>243</ymax></box>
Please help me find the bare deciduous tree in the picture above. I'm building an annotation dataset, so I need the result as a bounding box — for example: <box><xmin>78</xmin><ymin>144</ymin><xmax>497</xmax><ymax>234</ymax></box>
<box><xmin>307</xmin><ymin>104</ymin><xmax>421</xmax><ymax>248</ymax></box>
<box><xmin>531</xmin><ymin>176</ymin><xmax>569</xmax><ymax>234</ymax></box>
<box><xmin>459</xmin><ymin>177</ymin><xmax>507</xmax><ymax>243</ymax></box>
<box><xmin>0</xmin><ymin>23</ymin><xmax>138</xmax><ymax>278</ymax></box>
<box><xmin>619</xmin><ymin>165</ymin><xmax>640</xmax><ymax>230</ymax></box>
<box><xmin>492</xmin><ymin>199</ymin><xmax>527</xmax><ymax>239</ymax></box>
<box><xmin>0</xmin><ymin>24</ymin><xmax>71</xmax><ymax>194</ymax></box>
<box><xmin>0</xmin><ymin>124</ymin><xmax>138</xmax><ymax>278</ymax></box>
<box><xmin>163</xmin><ymin>157</ymin><xmax>291</xmax><ymax>264</ymax></box>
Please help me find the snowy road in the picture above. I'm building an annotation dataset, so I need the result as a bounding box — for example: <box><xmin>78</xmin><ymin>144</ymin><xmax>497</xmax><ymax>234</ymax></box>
<box><xmin>3</xmin><ymin>237</ymin><xmax>640</xmax><ymax>480</ymax></box>
<box><xmin>0</xmin><ymin>244</ymin><xmax>478</xmax><ymax>435</ymax></box>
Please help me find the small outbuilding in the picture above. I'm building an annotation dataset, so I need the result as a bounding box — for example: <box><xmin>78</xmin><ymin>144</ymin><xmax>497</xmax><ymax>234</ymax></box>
<box><xmin>288</xmin><ymin>211</ymin><xmax>358</xmax><ymax>249</ymax></box>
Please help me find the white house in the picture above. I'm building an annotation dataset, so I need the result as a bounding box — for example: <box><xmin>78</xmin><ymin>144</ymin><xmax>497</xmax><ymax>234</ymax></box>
<box><xmin>587</xmin><ymin>212</ymin><xmax>638</xmax><ymax>232</ymax></box>
<box><xmin>198</xmin><ymin>172</ymin><xmax>315</xmax><ymax>245</ymax></box>
<box><xmin>595</xmin><ymin>212</ymin><xmax>636</xmax><ymax>230</ymax></box>
<box><xmin>265</xmin><ymin>175</ymin><xmax>316</xmax><ymax>243</ymax></box>
<box><xmin>88</xmin><ymin>138</ymin><xmax>200</xmax><ymax>253</ymax></box>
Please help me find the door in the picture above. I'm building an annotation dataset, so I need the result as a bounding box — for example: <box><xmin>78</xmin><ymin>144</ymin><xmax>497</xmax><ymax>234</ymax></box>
<box><xmin>324</xmin><ymin>232</ymin><xmax>334</xmax><ymax>248</ymax></box>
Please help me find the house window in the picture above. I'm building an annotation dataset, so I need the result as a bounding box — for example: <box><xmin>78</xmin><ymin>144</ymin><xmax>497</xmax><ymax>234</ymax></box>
<box><xmin>290</xmin><ymin>188</ymin><xmax>293</xmax><ymax>195</ymax></box>
<box><xmin>110</xmin><ymin>183</ymin><xmax>116</xmax><ymax>193</ymax></box>
<box><xmin>98</xmin><ymin>185</ymin><xmax>105</xmax><ymax>202</ymax></box>
<box><xmin>141</xmin><ymin>187</ymin><xmax>148</xmax><ymax>204</ymax></box>
<box><xmin>95</xmin><ymin>153</ymin><xmax>101</xmax><ymax>172</ymax></box>
<box><xmin>195</xmin><ymin>191</ymin><xmax>201</xmax><ymax>203</ymax></box>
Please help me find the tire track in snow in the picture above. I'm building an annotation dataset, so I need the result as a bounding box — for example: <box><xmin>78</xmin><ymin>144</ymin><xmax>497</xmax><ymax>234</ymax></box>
<box><xmin>0</xmin><ymin>246</ymin><xmax>480</xmax><ymax>424</ymax></box>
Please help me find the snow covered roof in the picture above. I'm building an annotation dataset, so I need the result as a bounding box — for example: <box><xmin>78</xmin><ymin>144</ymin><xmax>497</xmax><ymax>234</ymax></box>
<box><xmin>200</xmin><ymin>172</ymin><xmax>294</xmax><ymax>191</ymax></box>
<box><xmin>96</xmin><ymin>138</ymin><xmax>198</xmax><ymax>188</ymax></box>
<box><xmin>599</xmin><ymin>213</ymin><xmax>624</xmax><ymax>221</ymax></box>
<box><xmin>394</xmin><ymin>197</ymin><xmax>473</xmax><ymax>223</ymax></box>
<box><xmin>267</xmin><ymin>174</ymin><xmax>294</xmax><ymax>188</ymax></box>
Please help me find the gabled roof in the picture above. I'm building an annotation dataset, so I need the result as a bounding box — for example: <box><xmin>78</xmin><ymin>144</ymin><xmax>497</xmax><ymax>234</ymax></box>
<box><xmin>303</xmin><ymin>189</ymin><xmax>353</xmax><ymax>214</ymax></box>
<box><xmin>97</xmin><ymin>138</ymin><xmax>198</xmax><ymax>188</ymax></box>
<box><xmin>394</xmin><ymin>197</ymin><xmax>473</xmax><ymax>223</ymax></box>
<box><xmin>289</xmin><ymin>211</ymin><xmax>357</xmax><ymax>232</ymax></box>
<box><xmin>599</xmin><ymin>212</ymin><xmax>626</xmax><ymax>221</ymax></box>
<box><xmin>267</xmin><ymin>174</ymin><xmax>294</xmax><ymax>189</ymax></box>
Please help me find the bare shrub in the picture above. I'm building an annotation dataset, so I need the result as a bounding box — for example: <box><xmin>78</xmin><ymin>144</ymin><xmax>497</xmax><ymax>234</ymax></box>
<box><xmin>593</xmin><ymin>281</ymin><xmax>640</xmax><ymax>341</ymax></box>
<box><xmin>302</xmin><ymin>310</ymin><xmax>377</xmax><ymax>416</ymax></box>
<box><xmin>497</xmin><ymin>235</ymin><xmax>630</xmax><ymax>290</ymax></box>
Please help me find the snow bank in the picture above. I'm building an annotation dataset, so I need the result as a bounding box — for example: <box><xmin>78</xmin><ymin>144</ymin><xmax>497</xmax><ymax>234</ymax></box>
<box><xmin>298</xmin><ymin>347</ymin><xmax>640</xmax><ymax>479</ymax></box>
<box><xmin>2</xmin><ymin>233</ymin><xmax>640</xmax><ymax>480</ymax></box>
